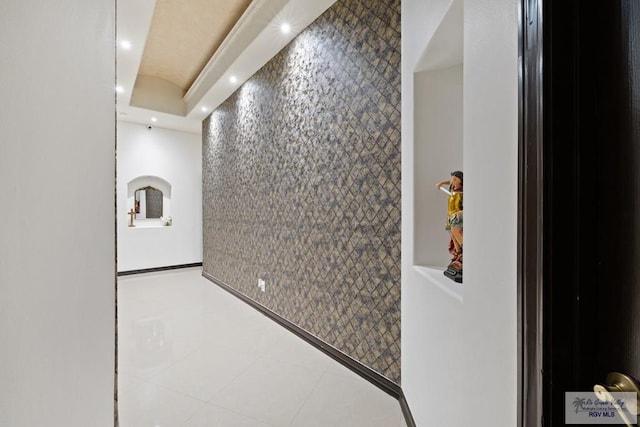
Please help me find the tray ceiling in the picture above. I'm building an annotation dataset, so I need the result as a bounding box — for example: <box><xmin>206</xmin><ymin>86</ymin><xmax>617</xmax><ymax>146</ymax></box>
<box><xmin>139</xmin><ymin>0</ymin><xmax>252</xmax><ymax>91</ymax></box>
<box><xmin>116</xmin><ymin>0</ymin><xmax>337</xmax><ymax>133</ymax></box>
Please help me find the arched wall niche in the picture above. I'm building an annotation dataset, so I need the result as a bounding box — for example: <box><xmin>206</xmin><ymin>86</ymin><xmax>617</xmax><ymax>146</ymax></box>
<box><xmin>127</xmin><ymin>175</ymin><xmax>172</xmax><ymax>198</ymax></box>
<box><xmin>126</xmin><ymin>175</ymin><xmax>172</xmax><ymax>226</ymax></box>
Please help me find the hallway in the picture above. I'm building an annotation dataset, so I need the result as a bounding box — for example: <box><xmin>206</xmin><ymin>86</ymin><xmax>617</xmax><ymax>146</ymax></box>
<box><xmin>117</xmin><ymin>268</ymin><xmax>405</xmax><ymax>426</ymax></box>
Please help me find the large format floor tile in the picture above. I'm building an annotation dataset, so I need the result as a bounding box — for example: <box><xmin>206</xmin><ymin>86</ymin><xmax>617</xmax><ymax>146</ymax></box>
<box><xmin>117</xmin><ymin>268</ymin><xmax>405</xmax><ymax>427</ymax></box>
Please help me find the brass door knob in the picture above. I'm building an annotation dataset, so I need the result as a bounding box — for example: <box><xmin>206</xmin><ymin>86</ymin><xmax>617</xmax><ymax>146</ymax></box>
<box><xmin>594</xmin><ymin>372</ymin><xmax>640</xmax><ymax>427</ymax></box>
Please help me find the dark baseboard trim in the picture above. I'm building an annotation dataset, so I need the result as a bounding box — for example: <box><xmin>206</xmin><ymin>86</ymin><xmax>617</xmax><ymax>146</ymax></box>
<box><xmin>202</xmin><ymin>271</ymin><xmax>402</xmax><ymax>399</ymax></box>
<box><xmin>118</xmin><ymin>262</ymin><xmax>203</xmax><ymax>277</ymax></box>
<box><xmin>399</xmin><ymin>389</ymin><xmax>417</xmax><ymax>427</ymax></box>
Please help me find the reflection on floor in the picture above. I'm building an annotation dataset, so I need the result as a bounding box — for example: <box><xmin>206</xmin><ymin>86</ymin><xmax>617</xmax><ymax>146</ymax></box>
<box><xmin>117</xmin><ymin>267</ymin><xmax>406</xmax><ymax>426</ymax></box>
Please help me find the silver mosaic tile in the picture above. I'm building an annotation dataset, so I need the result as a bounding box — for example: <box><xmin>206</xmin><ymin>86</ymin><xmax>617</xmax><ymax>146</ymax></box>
<box><xmin>203</xmin><ymin>0</ymin><xmax>401</xmax><ymax>383</ymax></box>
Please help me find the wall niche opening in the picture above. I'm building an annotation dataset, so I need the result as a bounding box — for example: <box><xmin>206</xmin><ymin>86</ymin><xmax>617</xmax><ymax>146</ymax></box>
<box><xmin>412</xmin><ymin>0</ymin><xmax>464</xmax><ymax>297</ymax></box>
<box><xmin>127</xmin><ymin>176</ymin><xmax>172</xmax><ymax>227</ymax></box>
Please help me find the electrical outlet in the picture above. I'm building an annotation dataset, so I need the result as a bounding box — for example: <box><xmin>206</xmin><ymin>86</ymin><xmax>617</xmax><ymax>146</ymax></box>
<box><xmin>258</xmin><ymin>278</ymin><xmax>266</xmax><ymax>292</ymax></box>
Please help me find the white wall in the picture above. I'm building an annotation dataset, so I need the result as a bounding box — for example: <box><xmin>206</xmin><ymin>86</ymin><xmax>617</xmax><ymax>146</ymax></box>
<box><xmin>0</xmin><ymin>0</ymin><xmax>115</xmax><ymax>425</ymax></box>
<box><xmin>402</xmin><ymin>0</ymin><xmax>519</xmax><ymax>425</ymax></box>
<box><xmin>117</xmin><ymin>121</ymin><xmax>202</xmax><ymax>272</ymax></box>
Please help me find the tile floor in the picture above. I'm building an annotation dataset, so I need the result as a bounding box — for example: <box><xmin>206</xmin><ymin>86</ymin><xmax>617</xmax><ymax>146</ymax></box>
<box><xmin>117</xmin><ymin>267</ymin><xmax>406</xmax><ymax>426</ymax></box>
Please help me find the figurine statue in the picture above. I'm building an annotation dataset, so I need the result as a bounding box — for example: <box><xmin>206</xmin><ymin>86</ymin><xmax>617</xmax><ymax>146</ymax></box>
<box><xmin>435</xmin><ymin>171</ymin><xmax>463</xmax><ymax>283</ymax></box>
<box><xmin>128</xmin><ymin>208</ymin><xmax>136</xmax><ymax>227</ymax></box>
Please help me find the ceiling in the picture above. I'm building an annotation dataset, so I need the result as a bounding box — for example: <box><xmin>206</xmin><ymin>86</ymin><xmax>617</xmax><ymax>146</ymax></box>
<box><xmin>116</xmin><ymin>0</ymin><xmax>337</xmax><ymax>134</ymax></box>
<box><xmin>139</xmin><ymin>0</ymin><xmax>252</xmax><ymax>92</ymax></box>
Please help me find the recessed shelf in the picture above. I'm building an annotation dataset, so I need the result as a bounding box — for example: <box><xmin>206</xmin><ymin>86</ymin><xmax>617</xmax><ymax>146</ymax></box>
<box><xmin>130</xmin><ymin>219</ymin><xmax>170</xmax><ymax>229</ymax></box>
<box><xmin>412</xmin><ymin>0</ymin><xmax>463</xmax><ymax>300</ymax></box>
<box><xmin>413</xmin><ymin>265</ymin><xmax>463</xmax><ymax>302</ymax></box>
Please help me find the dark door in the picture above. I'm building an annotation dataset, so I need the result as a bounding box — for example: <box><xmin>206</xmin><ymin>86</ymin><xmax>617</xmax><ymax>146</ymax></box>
<box><xmin>523</xmin><ymin>0</ymin><xmax>640</xmax><ymax>426</ymax></box>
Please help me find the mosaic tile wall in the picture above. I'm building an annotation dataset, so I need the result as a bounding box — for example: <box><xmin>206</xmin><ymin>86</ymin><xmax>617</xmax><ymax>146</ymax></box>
<box><xmin>202</xmin><ymin>0</ymin><xmax>401</xmax><ymax>383</ymax></box>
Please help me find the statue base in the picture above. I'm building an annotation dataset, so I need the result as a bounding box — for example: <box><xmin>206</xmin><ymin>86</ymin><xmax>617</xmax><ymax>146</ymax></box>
<box><xmin>443</xmin><ymin>263</ymin><xmax>463</xmax><ymax>283</ymax></box>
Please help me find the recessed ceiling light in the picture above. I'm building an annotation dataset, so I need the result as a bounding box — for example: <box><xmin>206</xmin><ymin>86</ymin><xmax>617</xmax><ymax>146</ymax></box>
<box><xmin>230</xmin><ymin>76</ymin><xmax>238</xmax><ymax>84</ymax></box>
<box><xmin>150</xmin><ymin>117</ymin><xmax>157</xmax><ymax>122</ymax></box>
<box><xmin>116</xmin><ymin>85</ymin><xmax>124</xmax><ymax>93</ymax></box>
<box><xmin>280</xmin><ymin>23</ymin><xmax>291</xmax><ymax>34</ymax></box>
<box><xmin>201</xmin><ymin>106</ymin><xmax>208</xmax><ymax>112</ymax></box>
<box><xmin>120</xmin><ymin>40</ymin><xmax>132</xmax><ymax>50</ymax></box>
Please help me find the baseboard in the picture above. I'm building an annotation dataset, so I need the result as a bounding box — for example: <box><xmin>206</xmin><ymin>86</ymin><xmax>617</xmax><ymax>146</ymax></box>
<box><xmin>202</xmin><ymin>271</ymin><xmax>402</xmax><ymax>399</ymax></box>
<box><xmin>399</xmin><ymin>389</ymin><xmax>417</xmax><ymax>427</ymax></box>
<box><xmin>118</xmin><ymin>262</ymin><xmax>203</xmax><ymax>276</ymax></box>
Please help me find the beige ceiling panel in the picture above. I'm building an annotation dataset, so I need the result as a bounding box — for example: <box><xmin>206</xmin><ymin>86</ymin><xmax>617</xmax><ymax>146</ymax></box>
<box><xmin>139</xmin><ymin>0</ymin><xmax>253</xmax><ymax>92</ymax></box>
